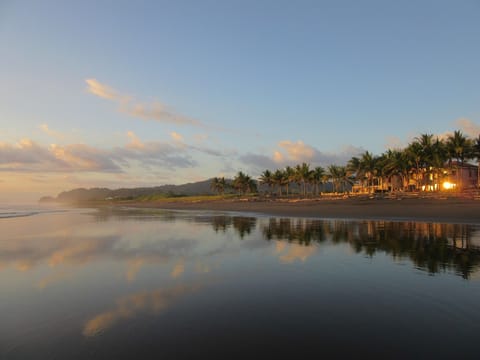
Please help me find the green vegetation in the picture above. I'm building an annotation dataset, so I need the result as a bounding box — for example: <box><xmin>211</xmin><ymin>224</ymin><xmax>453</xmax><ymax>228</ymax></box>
<box><xmin>134</xmin><ymin>194</ymin><xmax>239</xmax><ymax>202</ymax></box>
<box><xmin>254</xmin><ymin>129</ymin><xmax>480</xmax><ymax>196</ymax></box>
<box><xmin>45</xmin><ymin>129</ymin><xmax>480</xmax><ymax>204</ymax></box>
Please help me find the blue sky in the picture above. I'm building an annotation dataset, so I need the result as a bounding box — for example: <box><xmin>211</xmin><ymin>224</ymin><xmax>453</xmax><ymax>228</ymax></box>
<box><xmin>1</xmin><ymin>0</ymin><xmax>479</xmax><ymax>201</ymax></box>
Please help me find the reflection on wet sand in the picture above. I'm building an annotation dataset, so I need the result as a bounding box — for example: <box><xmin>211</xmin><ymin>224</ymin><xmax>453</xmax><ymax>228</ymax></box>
<box><xmin>274</xmin><ymin>241</ymin><xmax>317</xmax><ymax>263</ymax></box>
<box><xmin>1</xmin><ymin>209</ymin><xmax>480</xmax><ymax>282</ymax></box>
<box><xmin>262</xmin><ymin>218</ymin><xmax>480</xmax><ymax>279</ymax></box>
<box><xmin>83</xmin><ymin>283</ymin><xmax>202</xmax><ymax>337</ymax></box>
<box><xmin>3</xmin><ymin>209</ymin><xmax>480</xmax><ymax>358</ymax></box>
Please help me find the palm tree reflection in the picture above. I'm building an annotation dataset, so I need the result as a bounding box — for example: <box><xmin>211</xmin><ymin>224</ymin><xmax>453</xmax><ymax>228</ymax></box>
<box><xmin>261</xmin><ymin>218</ymin><xmax>480</xmax><ymax>279</ymax></box>
<box><xmin>90</xmin><ymin>209</ymin><xmax>480</xmax><ymax>279</ymax></box>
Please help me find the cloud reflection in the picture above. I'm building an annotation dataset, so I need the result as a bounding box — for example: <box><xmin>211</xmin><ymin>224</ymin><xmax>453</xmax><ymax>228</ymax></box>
<box><xmin>83</xmin><ymin>283</ymin><xmax>201</xmax><ymax>337</ymax></box>
<box><xmin>2</xmin><ymin>210</ymin><xmax>480</xmax><ymax>282</ymax></box>
<box><xmin>275</xmin><ymin>241</ymin><xmax>317</xmax><ymax>263</ymax></box>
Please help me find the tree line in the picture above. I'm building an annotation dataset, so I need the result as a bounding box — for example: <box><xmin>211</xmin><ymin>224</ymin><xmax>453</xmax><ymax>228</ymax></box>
<box><xmin>212</xmin><ymin>130</ymin><xmax>480</xmax><ymax>196</ymax></box>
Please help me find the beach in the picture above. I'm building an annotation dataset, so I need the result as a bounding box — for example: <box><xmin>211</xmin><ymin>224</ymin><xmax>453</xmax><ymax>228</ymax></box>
<box><xmin>114</xmin><ymin>195</ymin><xmax>480</xmax><ymax>224</ymax></box>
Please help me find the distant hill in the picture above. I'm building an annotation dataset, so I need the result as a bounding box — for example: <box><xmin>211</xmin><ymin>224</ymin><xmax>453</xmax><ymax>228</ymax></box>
<box><xmin>39</xmin><ymin>178</ymin><xmax>337</xmax><ymax>203</ymax></box>
<box><xmin>44</xmin><ymin>179</ymin><xmax>218</xmax><ymax>203</ymax></box>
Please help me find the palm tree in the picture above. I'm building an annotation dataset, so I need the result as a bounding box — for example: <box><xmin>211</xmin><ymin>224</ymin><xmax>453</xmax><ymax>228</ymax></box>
<box><xmin>259</xmin><ymin>170</ymin><xmax>274</xmax><ymax>195</ymax></box>
<box><xmin>447</xmin><ymin>130</ymin><xmax>472</xmax><ymax>165</ymax></box>
<box><xmin>359</xmin><ymin>151</ymin><xmax>377</xmax><ymax>192</ymax></box>
<box><xmin>246</xmin><ymin>177</ymin><xmax>258</xmax><ymax>194</ymax></box>
<box><xmin>328</xmin><ymin>165</ymin><xmax>342</xmax><ymax>193</ymax></box>
<box><xmin>416</xmin><ymin>133</ymin><xmax>437</xmax><ymax>190</ymax></box>
<box><xmin>295</xmin><ymin>162</ymin><xmax>312</xmax><ymax>196</ymax></box>
<box><xmin>447</xmin><ymin>130</ymin><xmax>473</xmax><ymax>190</ymax></box>
<box><xmin>430</xmin><ymin>137</ymin><xmax>448</xmax><ymax>191</ymax></box>
<box><xmin>233</xmin><ymin>171</ymin><xmax>256</xmax><ymax>195</ymax></box>
<box><xmin>473</xmin><ymin>135</ymin><xmax>480</xmax><ymax>188</ymax></box>
<box><xmin>381</xmin><ymin>149</ymin><xmax>410</xmax><ymax>191</ymax></box>
<box><xmin>284</xmin><ymin>166</ymin><xmax>295</xmax><ymax>196</ymax></box>
<box><xmin>273</xmin><ymin>169</ymin><xmax>284</xmax><ymax>196</ymax></box>
<box><xmin>311</xmin><ymin>166</ymin><xmax>325</xmax><ymax>196</ymax></box>
<box><xmin>406</xmin><ymin>141</ymin><xmax>423</xmax><ymax>191</ymax></box>
<box><xmin>211</xmin><ymin>177</ymin><xmax>227</xmax><ymax>195</ymax></box>
<box><xmin>347</xmin><ymin>156</ymin><xmax>363</xmax><ymax>192</ymax></box>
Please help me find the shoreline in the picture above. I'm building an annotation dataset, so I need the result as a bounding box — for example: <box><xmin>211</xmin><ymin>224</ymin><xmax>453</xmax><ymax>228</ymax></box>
<box><xmin>109</xmin><ymin>196</ymin><xmax>480</xmax><ymax>224</ymax></box>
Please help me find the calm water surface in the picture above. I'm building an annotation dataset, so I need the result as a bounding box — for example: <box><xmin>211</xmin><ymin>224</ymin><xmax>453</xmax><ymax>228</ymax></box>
<box><xmin>1</xmin><ymin>207</ymin><xmax>480</xmax><ymax>359</ymax></box>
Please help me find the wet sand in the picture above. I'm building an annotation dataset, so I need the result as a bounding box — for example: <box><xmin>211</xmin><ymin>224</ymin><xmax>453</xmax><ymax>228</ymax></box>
<box><xmin>115</xmin><ymin>196</ymin><xmax>480</xmax><ymax>224</ymax></box>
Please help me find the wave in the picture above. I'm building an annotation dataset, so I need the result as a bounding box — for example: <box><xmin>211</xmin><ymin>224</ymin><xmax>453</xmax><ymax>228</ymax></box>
<box><xmin>0</xmin><ymin>206</ymin><xmax>67</xmax><ymax>219</ymax></box>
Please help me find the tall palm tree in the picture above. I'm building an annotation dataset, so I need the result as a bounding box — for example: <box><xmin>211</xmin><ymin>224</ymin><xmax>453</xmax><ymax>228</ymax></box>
<box><xmin>295</xmin><ymin>162</ymin><xmax>312</xmax><ymax>196</ymax></box>
<box><xmin>473</xmin><ymin>135</ymin><xmax>480</xmax><ymax>188</ymax></box>
<box><xmin>406</xmin><ymin>141</ymin><xmax>423</xmax><ymax>191</ymax></box>
<box><xmin>430</xmin><ymin>137</ymin><xmax>448</xmax><ymax>191</ymax></box>
<box><xmin>347</xmin><ymin>156</ymin><xmax>363</xmax><ymax>191</ymax></box>
<box><xmin>446</xmin><ymin>130</ymin><xmax>473</xmax><ymax>190</ymax></box>
<box><xmin>328</xmin><ymin>164</ymin><xmax>347</xmax><ymax>192</ymax></box>
<box><xmin>273</xmin><ymin>169</ymin><xmax>284</xmax><ymax>196</ymax></box>
<box><xmin>447</xmin><ymin>130</ymin><xmax>472</xmax><ymax>165</ymax></box>
<box><xmin>311</xmin><ymin>166</ymin><xmax>325</xmax><ymax>196</ymax></box>
<box><xmin>359</xmin><ymin>151</ymin><xmax>377</xmax><ymax>192</ymax></box>
<box><xmin>284</xmin><ymin>166</ymin><xmax>295</xmax><ymax>196</ymax></box>
<box><xmin>246</xmin><ymin>177</ymin><xmax>258</xmax><ymax>194</ymax></box>
<box><xmin>259</xmin><ymin>170</ymin><xmax>274</xmax><ymax>195</ymax></box>
<box><xmin>416</xmin><ymin>134</ymin><xmax>437</xmax><ymax>190</ymax></box>
<box><xmin>381</xmin><ymin>149</ymin><xmax>410</xmax><ymax>191</ymax></box>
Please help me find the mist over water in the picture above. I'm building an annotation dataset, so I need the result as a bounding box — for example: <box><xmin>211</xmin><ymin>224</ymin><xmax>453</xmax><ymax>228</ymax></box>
<box><xmin>1</xmin><ymin>208</ymin><xmax>480</xmax><ymax>358</ymax></box>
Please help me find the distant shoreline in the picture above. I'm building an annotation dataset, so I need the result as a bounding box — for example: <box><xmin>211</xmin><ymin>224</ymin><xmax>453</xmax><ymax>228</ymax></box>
<box><xmin>107</xmin><ymin>195</ymin><xmax>480</xmax><ymax>224</ymax></box>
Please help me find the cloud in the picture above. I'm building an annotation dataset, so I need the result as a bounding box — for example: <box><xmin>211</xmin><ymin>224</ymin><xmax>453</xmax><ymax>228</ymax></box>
<box><xmin>0</xmin><ymin>133</ymin><xmax>202</xmax><ymax>173</ymax></box>
<box><xmin>384</xmin><ymin>136</ymin><xmax>405</xmax><ymax>150</ymax></box>
<box><xmin>170</xmin><ymin>131</ymin><xmax>184</xmax><ymax>142</ymax></box>
<box><xmin>40</xmin><ymin>124</ymin><xmax>64</xmax><ymax>141</ymax></box>
<box><xmin>273</xmin><ymin>151</ymin><xmax>284</xmax><ymax>163</ymax></box>
<box><xmin>126</xmin><ymin>131</ymin><xmax>145</xmax><ymax>150</ymax></box>
<box><xmin>276</xmin><ymin>140</ymin><xmax>316</xmax><ymax>162</ymax></box>
<box><xmin>238</xmin><ymin>153</ymin><xmax>277</xmax><ymax>173</ymax></box>
<box><xmin>239</xmin><ymin>140</ymin><xmax>365</xmax><ymax>173</ymax></box>
<box><xmin>51</xmin><ymin>143</ymin><xmax>121</xmax><ymax>172</ymax></box>
<box><xmin>455</xmin><ymin>118</ymin><xmax>480</xmax><ymax>138</ymax></box>
<box><xmin>0</xmin><ymin>139</ymin><xmax>119</xmax><ymax>173</ymax></box>
<box><xmin>0</xmin><ymin>139</ymin><xmax>62</xmax><ymax>167</ymax></box>
<box><xmin>85</xmin><ymin>79</ymin><xmax>120</xmax><ymax>100</ymax></box>
<box><xmin>86</xmin><ymin>79</ymin><xmax>202</xmax><ymax>126</ymax></box>
<box><xmin>116</xmin><ymin>131</ymin><xmax>197</xmax><ymax>169</ymax></box>
<box><xmin>158</xmin><ymin>131</ymin><xmax>225</xmax><ymax>158</ymax></box>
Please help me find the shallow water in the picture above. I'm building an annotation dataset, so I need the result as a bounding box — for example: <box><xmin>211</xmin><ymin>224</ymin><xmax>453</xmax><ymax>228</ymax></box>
<box><xmin>1</xmin><ymin>207</ymin><xmax>480</xmax><ymax>358</ymax></box>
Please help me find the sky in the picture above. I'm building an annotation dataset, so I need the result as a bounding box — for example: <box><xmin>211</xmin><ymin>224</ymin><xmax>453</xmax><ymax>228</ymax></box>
<box><xmin>1</xmin><ymin>0</ymin><xmax>480</xmax><ymax>202</ymax></box>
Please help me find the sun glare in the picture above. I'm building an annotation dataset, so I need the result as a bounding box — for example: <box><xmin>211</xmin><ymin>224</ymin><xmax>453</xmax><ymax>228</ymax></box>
<box><xmin>442</xmin><ymin>181</ymin><xmax>455</xmax><ymax>190</ymax></box>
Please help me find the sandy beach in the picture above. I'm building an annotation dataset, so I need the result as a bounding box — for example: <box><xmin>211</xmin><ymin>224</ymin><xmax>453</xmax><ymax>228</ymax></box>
<box><xmin>115</xmin><ymin>195</ymin><xmax>480</xmax><ymax>224</ymax></box>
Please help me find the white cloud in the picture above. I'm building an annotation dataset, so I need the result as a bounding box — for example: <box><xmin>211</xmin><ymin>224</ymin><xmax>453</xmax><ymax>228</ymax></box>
<box><xmin>0</xmin><ymin>133</ymin><xmax>200</xmax><ymax>173</ymax></box>
<box><xmin>50</xmin><ymin>143</ymin><xmax>121</xmax><ymax>172</ymax></box>
<box><xmin>239</xmin><ymin>140</ymin><xmax>365</xmax><ymax>174</ymax></box>
<box><xmin>85</xmin><ymin>79</ymin><xmax>202</xmax><ymax>126</ymax></box>
<box><xmin>85</xmin><ymin>79</ymin><xmax>120</xmax><ymax>100</ymax></box>
<box><xmin>39</xmin><ymin>124</ymin><xmax>65</xmax><ymax>141</ymax></box>
<box><xmin>170</xmin><ymin>131</ymin><xmax>184</xmax><ymax>142</ymax></box>
<box><xmin>276</xmin><ymin>140</ymin><xmax>316</xmax><ymax>162</ymax></box>
<box><xmin>114</xmin><ymin>132</ymin><xmax>197</xmax><ymax>169</ymax></box>
<box><xmin>455</xmin><ymin>118</ymin><xmax>480</xmax><ymax>138</ymax></box>
<box><xmin>126</xmin><ymin>131</ymin><xmax>145</xmax><ymax>150</ymax></box>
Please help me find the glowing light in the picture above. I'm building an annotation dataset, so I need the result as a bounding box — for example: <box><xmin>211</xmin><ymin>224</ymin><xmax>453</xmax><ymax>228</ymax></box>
<box><xmin>442</xmin><ymin>181</ymin><xmax>455</xmax><ymax>190</ymax></box>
